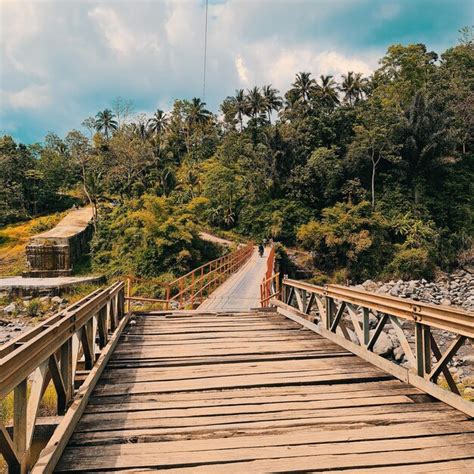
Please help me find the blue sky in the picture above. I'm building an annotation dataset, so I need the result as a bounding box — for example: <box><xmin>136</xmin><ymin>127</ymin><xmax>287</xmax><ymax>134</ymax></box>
<box><xmin>1</xmin><ymin>0</ymin><xmax>472</xmax><ymax>144</ymax></box>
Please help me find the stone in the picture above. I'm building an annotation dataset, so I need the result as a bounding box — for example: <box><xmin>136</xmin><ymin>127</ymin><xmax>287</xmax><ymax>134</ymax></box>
<box><xmin>463</xmin><ymin>387</ymin><xmax>474</xmax><ymax>398</ymax></box>
<box><xmin>462</xmin><ymin>355</ymin><xmax>474</xmax><ymax>365</ymax></box>
<box><xmin>462</xmin><ymin>376</ymin><xmax>474</xmax><ymax>387</ymax></box>
<box><xmin>3</xmin><ymin>303</ymin><xmax>16</xmax><ymax>314</ymax></box>
<box><xmin>369</xmin><ymin>330</ymin><xmax>394</xmax><ymax>357</ymax></box>
<box><xmin>441</xmin><ymin>298</ymin><xmax>451</xmax><ymax>306</ymax></box>
<box><xmin>51</xmin><ymin>296</ymin><xmax>64</xmax><ymax>305</ymax></box>
<box><xmin>40</xmin><ymin>296</ymin><xmax>50</xmax><ymax>303</ymax></box>
<box><xmin>393</xmin><ymin>346</ymin><xmax>405</xmax><ymax>362</ymax></box>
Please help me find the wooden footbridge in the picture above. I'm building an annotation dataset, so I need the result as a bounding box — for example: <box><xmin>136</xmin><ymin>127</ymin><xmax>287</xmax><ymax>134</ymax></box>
<box><xmin>1</xmin><ymin>245</ymin><xmax>473</xmax><ymax>473</ymax></box>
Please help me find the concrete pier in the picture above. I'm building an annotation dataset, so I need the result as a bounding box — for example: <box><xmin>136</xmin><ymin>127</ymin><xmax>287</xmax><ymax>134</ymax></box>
<box><xmin>24</xmin><ymin>207</ymin><xmax>94</xmax><ymax>277</ymax></box>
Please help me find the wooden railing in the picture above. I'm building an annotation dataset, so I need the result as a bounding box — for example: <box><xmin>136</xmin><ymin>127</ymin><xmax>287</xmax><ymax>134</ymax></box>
<box><xmin>0</xmin><ymin>281</ymin><xmax>128</xmax><ymax>473</ymax></box>
<box><xmin>127</xmin><ymin>243</ymin><xmax>254</xmax><ymax>310</ymax></box>
<box><xmin>272</xmin><ymin>278</ymin><xmax>474</xmax><ymax>416</ymax></box>
<box><xmin>260</xmin><ymin>246</ymin><xmax>280</xmax><ymax>307</ymax></box>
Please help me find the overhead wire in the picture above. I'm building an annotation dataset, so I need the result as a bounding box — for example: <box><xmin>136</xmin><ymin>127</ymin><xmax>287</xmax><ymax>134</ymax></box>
<box><xmin>202</xmin><ymin>0</ymin><xmax>209</xmax><ymax>101</ymax></box>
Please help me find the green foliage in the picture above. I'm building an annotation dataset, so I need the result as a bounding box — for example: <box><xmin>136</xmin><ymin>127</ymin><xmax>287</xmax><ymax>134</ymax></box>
<box><xmin>387</xmin><ymin>247</ymin><xmax>434</xmax><ymax>280</ymax></box>
<box><xmin>297</xmin><ymin>201</ymin><xmax>392</xmax><ymax>281</ymax></box>
<box><xmin>238</xmin><ymin>199</ymin><xmax>312</xmax><ymax>245</ymax></box>
<box><xmin>26</xmin><ymin>299</ymin><xmax>42</xmax><ymax>317</ymax></box>
<box><xmin>91</xmin><ymin>195</ymin><xmax>221</xmax><ymax>278</ymax></box>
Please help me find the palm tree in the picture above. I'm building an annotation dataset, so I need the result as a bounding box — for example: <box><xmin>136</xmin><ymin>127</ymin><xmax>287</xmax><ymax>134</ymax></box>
<box><xmin>291</xmin><ymin>72</ymin><xmax>316</xmax><ymax>104</ymax></box>
<box><xmin>232</xmin><ymin>89</ymin><xmax>247</xmax><ymax>132</ymax></box>
<box><xmin>318</xmin><ymin>75</ymin><xmax>339</xmax><ymax>108</ymax></box>
<box><xmin>186</xmin><ymin>98</ymin><xmax>212</xmax><ymax>128</ymax></box>
<box><xmin>148</xmin><ymin>109</ymin><xmax>169</xmax><ymax>136</ymax></box>
<box><xmin>95</xmin><ymin>109</ymin><xmax>118</xmax><ymax>139</ymax></box>
<box><xmin>246</xmin><ymin>86</ymin><xmax>265</xmax><ymax>119</ymax></box>
<box><xmin>262</xmin><ymin>85</ymin><xmax>283</xmax><ymax>123</ymax></box>
<box><xmin>340</xmin><ymin>72</ymin><xmax>366</xmax><ymax>106</ymax></box>
<box><xmin>132</xmin><ymin>120</ymin><xmax>149</xmax><ymax>141</ymax></box>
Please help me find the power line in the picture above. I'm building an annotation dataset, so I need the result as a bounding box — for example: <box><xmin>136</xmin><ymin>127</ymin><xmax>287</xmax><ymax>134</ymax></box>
<box><xmin>202</xmin><ymin>0</ymin><xmax>209</xmax><ymax>101</ymax></box>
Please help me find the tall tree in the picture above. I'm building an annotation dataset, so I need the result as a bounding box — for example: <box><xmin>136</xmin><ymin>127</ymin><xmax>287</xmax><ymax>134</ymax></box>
<box><xmin>246</xmin><ymin>86</ymin><xmax>265</xmax><ymax>119</ymax></box>
<box><xmin>232</xmin><ymin>89</ymin><xmax>247</xmax><ymax>132</ymax></box>
<box><xmin>148</xmin><ymin>109</ymin><xmax>169</xmax><ymax>136</ymax></box>
<box><xmin>291</xmin><ymin>72</ymin><xmax>316</xmax><ymax>104</ymax></box>
<box><xmin>318</xmin><ymin>75</ymin><xmax>340</xmax><ymax>108</ymax></box>
<box><xmin>340</xmin><ymin>72</ymin><xmax>366</xmax><ymax>106</ymax></box>
<box><xmin>262</xmin><ymin>85</ymin><xmax>283</xmax><ymax>123</ymax></box>
<box><xmin>95</xmin><ymin>109</ymin><xmax>118</xmax><ymax>139</ymax></box>
<box><xmin>186</xmin><ymin>98</ymin><xmax>212</xmax><ymax>128</ymax></box>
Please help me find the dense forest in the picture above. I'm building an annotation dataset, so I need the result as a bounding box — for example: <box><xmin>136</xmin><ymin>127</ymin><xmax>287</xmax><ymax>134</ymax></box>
<box><xmin>1</xmin><ymin>34</ymin><xmax>473</xmax><ymax>283</ymax></box>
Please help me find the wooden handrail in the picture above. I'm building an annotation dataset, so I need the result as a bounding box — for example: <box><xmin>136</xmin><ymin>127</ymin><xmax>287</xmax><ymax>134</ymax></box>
<box><xmin>276</xmin><ymin>277</ymin><xmax>474</xmax><ymax>415</ymax></box>
<box><xmin>260</xmin><ymin>246</ymin><xmax>277</xmax><ymax>307</ymax></box>
<box><xmin>0</xmin><ymin>281</ymin><xmax>127</xmax><ymax>472</ymax></box>
<box><xmin>127</xmin><ymin>243</ymin><xmax>254</xmax><ymax>310</ymax></box>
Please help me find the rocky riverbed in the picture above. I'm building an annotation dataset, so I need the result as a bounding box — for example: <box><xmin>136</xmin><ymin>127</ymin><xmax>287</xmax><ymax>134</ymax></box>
<box><xmin>354</xmin><ymin>268</ymin><xmax>474</xmax><ymax>398</ymax></box>
<box><xmin>0</xmin><ymin>295</ymin><xmax>68</xmax><ymax>345</ymax></box>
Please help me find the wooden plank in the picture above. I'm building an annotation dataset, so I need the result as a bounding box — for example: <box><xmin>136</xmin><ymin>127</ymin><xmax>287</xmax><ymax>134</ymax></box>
<box><xmin>57</xmin><ymin>433</ymin><xmax>474</xmax><ymax>471</ymax></box>
<box><xmin>116</xmin><ymin>444</ymin><xmax>474</xmax><ymax>473</ymax></box>
<box><xmin>61</xmin><ymin>419</ymin><xmax>474</xmax><ymax>456</ymax></box>
<box><xmin>84</xmin><ymin>388</ymin><xmax>422</xmax><ymax>414</ymax></box>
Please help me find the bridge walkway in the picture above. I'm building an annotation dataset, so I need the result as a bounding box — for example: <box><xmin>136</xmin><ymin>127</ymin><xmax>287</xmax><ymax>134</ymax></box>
<box><xmin>198</xmin><ymin>247</ymin><xmax>269</xmax><ymax>311</ymax></box>
<box><xmin>56</xmin><ymin>310</ymin><xmax>474</xmax><ymax>472</ymax></box>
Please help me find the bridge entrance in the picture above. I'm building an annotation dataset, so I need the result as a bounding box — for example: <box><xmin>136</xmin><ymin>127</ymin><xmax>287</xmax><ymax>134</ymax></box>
<box><xmin>1</xmin><ymin>248</ymin><xmax>473</xmax><ymax>473</ymax></box>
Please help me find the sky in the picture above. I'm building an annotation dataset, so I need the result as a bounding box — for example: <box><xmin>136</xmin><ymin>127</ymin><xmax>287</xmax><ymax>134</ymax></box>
<box><xmin>1</xmin><ymin>0</ymin><xmax>472</xmax><ymax>144</ymax></box>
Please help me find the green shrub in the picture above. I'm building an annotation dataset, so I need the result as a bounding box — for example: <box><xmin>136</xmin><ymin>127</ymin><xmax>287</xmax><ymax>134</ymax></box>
<box><xmin>26</xmin><ymin>299</ymin><xmax>42</xmax><ymax>317</ymax></box>
<box><xmin>387</xmin><ymin>247</ymin><xmax>435</xmax><ymax>280</ymax></box>
<box><xmin>297</xmin><ymin>201</ymin><xmax>392</xmax><ymax>282</ymax></box>
<box><xmin>30</xmin><ymin>213</ymin><xmax>64</xmax><ymax>233</ymax></box>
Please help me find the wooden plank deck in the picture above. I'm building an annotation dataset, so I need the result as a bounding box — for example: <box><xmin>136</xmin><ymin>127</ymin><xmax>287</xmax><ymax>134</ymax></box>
<box><xmin>56</xmin><ymin>311</ymin><xmax>474</xmax><ymax>473</ymax></box>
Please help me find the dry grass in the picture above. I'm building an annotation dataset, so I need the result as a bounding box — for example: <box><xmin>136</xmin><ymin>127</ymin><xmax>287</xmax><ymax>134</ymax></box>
<box><xmin>0</xmin><ymin>213</ymin><xmax>65</xmax><ymax>277</ymax></box>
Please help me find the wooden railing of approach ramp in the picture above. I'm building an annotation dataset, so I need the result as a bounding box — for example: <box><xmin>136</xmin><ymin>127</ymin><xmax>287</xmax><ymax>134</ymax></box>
<box><xmin>271</xmin><ymin>278</ymin><xmax>474</xmax><ymax>416</ymax></box>
<box><xmin>0</xmin><ymin>281</ymin><xmax>128</xmax><ymax>473</ymax></box>
<box><xmin>127</xmin><ymin>243</ymin><xmax>254</xmax><ymax>310</ymax></box>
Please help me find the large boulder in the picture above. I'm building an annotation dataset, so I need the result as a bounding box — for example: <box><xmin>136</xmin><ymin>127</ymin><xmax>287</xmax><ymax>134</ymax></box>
<box><xmin>369</xmin><ymin>330</ymin><xmax>394</xmax><ymax>357</ymax></box>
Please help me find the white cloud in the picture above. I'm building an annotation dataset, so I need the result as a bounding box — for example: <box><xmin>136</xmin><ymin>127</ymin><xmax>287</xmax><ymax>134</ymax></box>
<box><xmin>1</xmin><ymin>0</ymin><xmax>460</xmax><ymax>142</ymax></box>
<box><xmin>89</xmin><ymin>6</ymin><xmax>142</xmax><ymax>56</ymax></box>
<box><xmin>3</xmin><ymin>84</ymin><xmax>51</xmax><ymax>110</ymax></box>
<box><xmin>235</xmin><ymin>55</ymin><xmax>249</xmax><ymax>84</ymax></box>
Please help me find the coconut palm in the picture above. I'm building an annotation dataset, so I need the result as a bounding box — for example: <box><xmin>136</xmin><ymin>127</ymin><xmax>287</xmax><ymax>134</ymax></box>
<box><xmin>148</xmin><ymin>109</ymin><xmax>169</xmax><ymax>136</ymax></box>
<box><xmin>186</xmin><ymin>98</ymin><xmax>212</xmax><ymax>128</ymax></box>
<box><xmin>95</xmin><ymin>109</ymin><xmax>118</xmax><ymax>139</ymax></box>
<box><xmin>262</xmin><ymin>85</ymin><xmax>283</xmax><ymax>123</ymax></box>
<box><xmin>246</xmin><ymin>86</ymin><xmax>265</xmax><ymax>119</ymax></box>
<box><xmin>318</xmin><ymin>75</ymin><xmax>340</xmax><ymax>108</ymax></box>
<box><xmin>340</xmin><ymin>72</ymin><xmax>366</xmax><ymax>106</ymax></box>
<box><xmin>232</xmin><ymin>89</ymin><xmax>247</xmax><ymax>132</ymax></box>
<box><xmin>291</xmin><ymin>72</ymin><xmax>316</xmax><ymax>104</ymax></box>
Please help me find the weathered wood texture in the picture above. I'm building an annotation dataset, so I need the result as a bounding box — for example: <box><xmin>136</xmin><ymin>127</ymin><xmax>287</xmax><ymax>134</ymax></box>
<box><xmin>56</xmin><ymin>311</ymin><xmax>474</xmax><ymax>473</ymax></box>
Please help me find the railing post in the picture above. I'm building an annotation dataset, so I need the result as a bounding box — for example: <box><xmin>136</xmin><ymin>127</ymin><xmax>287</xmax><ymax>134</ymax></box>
<box><xmin>60</xmin><ymin>339</ymin><xmax>73</xmax><ymax>410</ymax></box>
<box><xmin>125</xmin><ymin>277</ymin><xmax>131</xmax><ymax>313</ymax></box>
<box><xmin>415</xmin><ymin>322</ymin><xmax>431</xmax><ymax>377</ymax></box>
<box><xmin>165</xmin><ymin>284</ymin><xmax>170</xmax><ymax>310</ymax></box>
<box><xmin>191</xmin><ymin>271</ymin><xmax>195</xmax><ymax>307</ymax></box>
<box><xmin>325</xmin><ymin>296</ymin><xmax>333</xmax><ymax>331</ymax></box>
<box><xmin>14</xmin><ymin>379</ymin><xmax>27</xmax><ymax>472</ymax></box>
<box><xmin>363</xmin><ymin>307</ymin><xmax>370</xmax><ymax>346</ymax></box>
